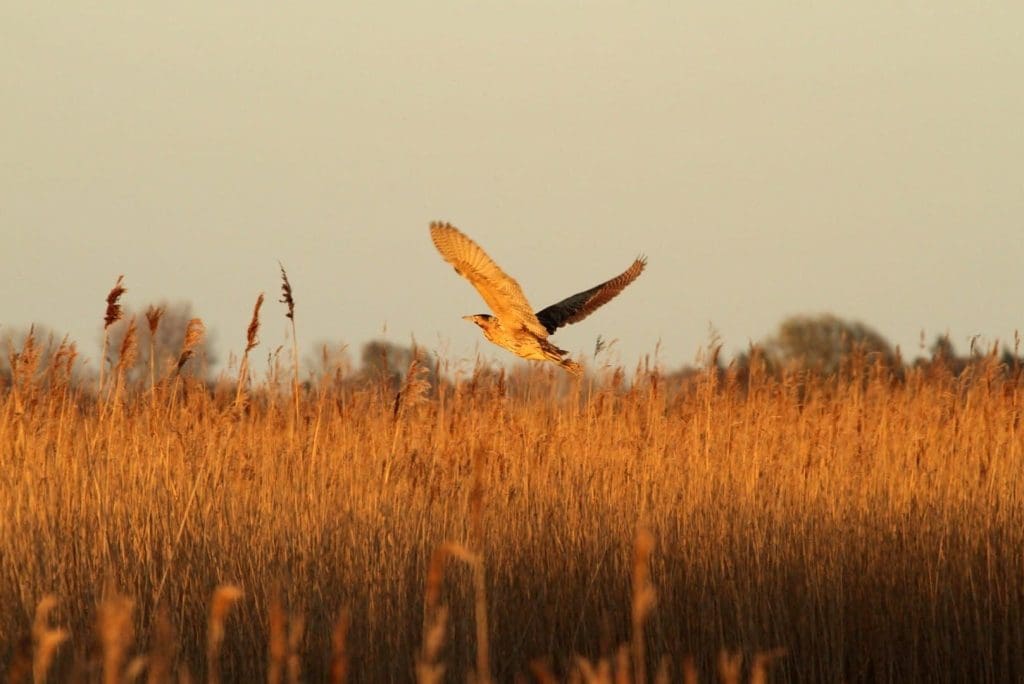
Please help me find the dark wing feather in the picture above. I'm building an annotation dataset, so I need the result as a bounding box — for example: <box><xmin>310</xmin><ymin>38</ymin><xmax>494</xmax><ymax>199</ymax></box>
<box><xmin>535</xmin><ymin>257</ymin><xmax>647</xmax><ymax>335</ymax></box>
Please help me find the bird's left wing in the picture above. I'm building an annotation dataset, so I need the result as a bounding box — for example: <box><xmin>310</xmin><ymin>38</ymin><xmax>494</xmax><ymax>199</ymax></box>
<box><xmin>535</xmin><ymin>257</ymin><xmax>647</xmax><ymax>335</ymax></box>
<box><xmin>430</xmin><ymin>222</ymin><xmax>549</xmax><ymax>338</ymax></box>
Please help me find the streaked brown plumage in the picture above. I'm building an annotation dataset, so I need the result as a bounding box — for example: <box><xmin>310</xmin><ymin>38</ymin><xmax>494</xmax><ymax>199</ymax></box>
<box><xmin>430</xmin><ymin>221</ymin><xmax>646</xmax><ymax>375</ymax></box>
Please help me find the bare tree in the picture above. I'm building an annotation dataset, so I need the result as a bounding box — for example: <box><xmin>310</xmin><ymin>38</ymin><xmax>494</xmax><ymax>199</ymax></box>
<box><xmin>358</xmin><ymin>339</ymin><xmax>438</xmax><ymax>391</ymax></box>
<box><xmin>1</xmin><ymin>324</ymin><xmax>75</xmax><ymax>388</ymax></box>
<box><xmin>105</xmin><ymin>301</ymin><xmax>216</xmax><ymax>384</ymax></box>
<box><xmin>764</xmin><ymin>313</ymin><xmax>893</xmax><ymax>374</ymax></box>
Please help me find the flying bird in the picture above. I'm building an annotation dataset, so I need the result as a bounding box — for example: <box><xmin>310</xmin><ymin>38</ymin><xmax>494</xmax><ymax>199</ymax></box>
<box><xmin>429</xmin><ymin>221</ymin><xmax>646</xmax><ymax>375</ymax></box>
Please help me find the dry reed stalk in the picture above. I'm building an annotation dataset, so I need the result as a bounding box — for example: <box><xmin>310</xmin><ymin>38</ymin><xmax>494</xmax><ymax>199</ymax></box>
<box><xmin>386</xmin><ymin>349</ymin><xmax>430</xmax><ymax>479</ymax></box>
<box><xmin>146</xmin><ymin>605</ymin><xmax>177</xmax><ymax>684</ymax></box>
<box><xmin>576</xmin><ymin>656</ymin><xmax>612</xmax><ymax>683</ymax></box>
<box><xmin>110</xmin><ymin>315</ymin><xmax>138</xmax><ymax>410</ymax></box>
<box><xmin>418</xmin><ymin>545</ymin><xmax>452</xmax><ymax>684</ymax></box>
<box><xmin>234</xmin><ymin>292</ymin><xmax>263</xmax><ymax>410</ymax></box>
<box><xmin>145</xmin><ymin>305</ymin><xmax>165</xmax><ymax>403</ymax></box>
<box><xmin>175</xmin><ymin>318</ymin><xmax>205</xmax><ymax>374</ymax></box>
<box><xmin>267</xmin><ymin>587</ymin><xmax>286</xmax><ymax>684</ymax></box>
<box><xmin>99</xmin><ymin>275</ymin><xmax>126</xmax><ymax>396</ymax></box>
<box><xmin>529</xmin><ymin>660</ymin><xmax>558</xmax><ymax>684</ymax></box>
<box><xmin>277</xmin><ymin>263</ymin><xmax>300</xmax><ymax>434</ymax></box>
<box><xmin>31</xmin><ymin>595</ymin><xmax>68</xmax><ymax>684</ymax></box>
<box><xmin>445</xmin><ymin>543</ymin><xmax>491</xmax><ymax>684</ymax></box>
<box><xmin>4</xmin><ymin>339</ymin><xmax>1024</xmax><ymax>680</ymax></box>
<box><xmin>630</xmin><ymin>528</ymin><xmax>656</xmax><ymax>684</ymax></box>
<box><xmin>116</xmin><ymin>316</ymin><xmax>139</xmax><ymax>377</ymax></box>
<box><xmin>166</xmin><ymin>317</ymin><xmax>205</xmax><ymax>410</ymax></box>
<box><xmin>49</xmin><ymin>338</ymin><xmax>77</xmax><ymax>454</ymax></box>
<box><xmin>748</xmin><ymin>649</ymin><xmax>786</xmax><ymax>684</ymax></box>
<box><xmin>416</xmin><ymin>606</ymin><xmax>449</xmax><ymax>684</ymax></box>
<box><xmin>98</xmin><ymin>589</ymin><xmax>135</xmax><ymax>684</ymax></box>
<box><xmin>286</xmin><ymin>611</ymin><xmax>304</xmax><ymax>684</ymax></box>
<box><xmin>266</xmin><ymin>586</ymin><xmax>304</xmax><ymax>684</ymax></box>
<box><xmin>49</xmin><ymin>337</ymin><xmax>77</xmax><ymax>388</ymax></box>
<box><xmin>392</xmin><ymin>348</ymin><xmax>430</xmax><ymax>421</ymax></box>
<box><xmin>152</xmin><ymin>464</ymin><xmax>209</xmax><ymax>607</ymax></box>
<box><xmin>206</xmin><ymin>585</ymin><xmax>243</xmax><ymax>684</ymax></box>
<box><xmin>653</xmin><ymin>656</ymin><xmax>670</xmax><ymax>684</ymax></box>
<box><xmin>6</xmin><ymin>635</ymin><xmax>32</xmax><ymax>684</ymax></box>
<box><xmin>716</xmin><ymin>650</ymin><xmax>742</xmax><ymax>684</ymax></box>
<box><xmin>681</xmin><ymin>656</ymin><xmax>698</xmax><ymax>684</ymax></box>
<box><xmin>328</xmin><ymin>607</ymin><xmax>350</xmax><ymax>684</ymax></box>
<box><xmin>14</xmin><ymin>327</ymin><xmax>41</xmax><ymax>388</ymax></box>
<box><xmin>469</xmin><ymin>447</ymin><xmax>486</xmax><ymax>548</ymax></box>
<box><xmin>8</xmin><ymin>326</ymin><xmax>41</xmax><ymax>418</ymax></box>
<box><xmin>614</xmin><ymin>644</ymin><xmax>630</xmax><ymax>684</ymax></box>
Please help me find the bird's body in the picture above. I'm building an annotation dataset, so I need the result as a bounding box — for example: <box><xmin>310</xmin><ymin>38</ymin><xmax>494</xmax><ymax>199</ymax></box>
<box><xmin>462</xmin><ymin>313</ymin><xmax>580</xmax><ymax>373</ymax></box>
<box><xmin>430</xmin><ymin>222</ymin><xmax>645</xmax><ymax>375</ymax></box>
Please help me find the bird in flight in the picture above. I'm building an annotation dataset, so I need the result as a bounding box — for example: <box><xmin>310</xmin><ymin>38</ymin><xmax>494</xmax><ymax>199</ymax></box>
<box><xmin>429</xmin><ymin>221</ymin><xmax>646</xmax><ymax>375</ymax></box>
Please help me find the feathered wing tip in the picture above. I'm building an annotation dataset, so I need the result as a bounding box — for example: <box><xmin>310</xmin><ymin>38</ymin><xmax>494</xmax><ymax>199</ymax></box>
<box><xmin>535</xmin><ymin>256</ymin><xmax>647</xmax><ymax>335</ymax></box>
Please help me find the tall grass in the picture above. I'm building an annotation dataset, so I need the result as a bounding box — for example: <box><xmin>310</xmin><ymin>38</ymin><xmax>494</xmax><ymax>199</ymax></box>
<box><xmin>1</xmin><ymin>323</ymin><xmax>1022</xmax><ymax>681</ymax></box>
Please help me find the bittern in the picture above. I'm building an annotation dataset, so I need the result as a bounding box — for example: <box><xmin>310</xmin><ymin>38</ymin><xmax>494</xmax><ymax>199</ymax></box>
<box><xmin>430</xmin><ymin>221</ymin><xmax>646</xmax><ymax>375</ymax></box>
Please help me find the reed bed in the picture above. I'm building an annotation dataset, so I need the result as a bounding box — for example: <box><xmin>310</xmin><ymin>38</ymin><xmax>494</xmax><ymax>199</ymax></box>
<box><xmin>1</xmin><ymin>325</ymin><xmax>1022</xmax><ymax>681</ymax></box>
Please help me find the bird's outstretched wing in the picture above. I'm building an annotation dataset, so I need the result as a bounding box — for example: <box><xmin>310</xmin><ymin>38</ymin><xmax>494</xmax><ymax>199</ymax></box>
<box><xmin>430</xmin><ymin>222</ymin><xmax>549</xmax><ymax>338</ymax></box>
<box><xmin>535</xmin><ymin>257</ymin><xmax>647</xmax><ymax>335</ymax></box>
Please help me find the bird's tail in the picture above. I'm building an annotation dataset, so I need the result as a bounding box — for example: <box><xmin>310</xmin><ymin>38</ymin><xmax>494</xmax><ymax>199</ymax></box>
<box><xmin>559</xmin><ymin>358</ymin><xmax>583</xmax><ymax>376</ymax></box>
<box><xmin>539</xmin><ymin>338</ymin><xmax>583</xmax><ymax>376</ymax></box>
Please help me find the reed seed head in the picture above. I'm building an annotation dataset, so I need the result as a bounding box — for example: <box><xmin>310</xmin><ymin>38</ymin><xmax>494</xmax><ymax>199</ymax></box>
<box><xmin>104</xmin><ymin>276</ymin><xmax>127</xmax><ymax>329</ymax></box>
<box><xmin>175</xmin><ymin>318</ymin><xmax>205</xmax><ymax>373</ymax></box>
<box><xmin>145</xmin><ymin>304</ymin><xmax>165</xmax><ymax>335</ymax></box>
<box><xmin>246</xmin><ymin>292</ymin><xmax>265</xmax><ymax>353</ymax></box>
<box><xmin>116</xmin><ymin>316</ymin><xmax>138</xmax><ymax>375</ymax></box>
<box><xmin>278</xmin><ymin>263</ymin><xmax>295</xmax><ymax>321</ymax></box>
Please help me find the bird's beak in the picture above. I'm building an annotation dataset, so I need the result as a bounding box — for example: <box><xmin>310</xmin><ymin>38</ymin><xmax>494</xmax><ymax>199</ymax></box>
<box><xmin>461</xmin><ymin>315</ymin><xmax>475</xmax><ymax>323</ymax></box>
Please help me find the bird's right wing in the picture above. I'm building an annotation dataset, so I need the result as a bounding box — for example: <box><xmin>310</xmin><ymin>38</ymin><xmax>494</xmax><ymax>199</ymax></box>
<box><xmin>430</xmin><ymin>222</ymin><xmax>549</xmax><ymax>338</ymax></box>
<box><xmin>535</xmin><ymin>257</ymin><xmax>647</xmax><ymax>334</ymax></box>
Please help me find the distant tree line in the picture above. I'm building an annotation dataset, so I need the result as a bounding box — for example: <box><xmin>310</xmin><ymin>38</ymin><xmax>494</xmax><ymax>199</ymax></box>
<box><xmin>3</xmin><ymin>312</ymin><xmax>1022</xmax><ymax>394</ymax></box>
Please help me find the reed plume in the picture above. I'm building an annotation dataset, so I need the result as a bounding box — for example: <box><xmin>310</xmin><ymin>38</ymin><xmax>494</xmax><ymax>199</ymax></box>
<box><xmin>392</xmin><ymin>347</ymin><xmax>430</xmax><ymax>420</ymax></box>
<box><xmin>111</xmin><ymin>315</ymin><xmax>138</xmax><ymax>407</ymax></box>
<box><xmin>278</xmin><ymin>263</ymin><xmax>300</xmax><ymax>433</ymax></box>
<box><xmin>175</xmin><ymin>318</ymin><xmax>205</xmax><ymax>374</ymax></box>
<box><xmin>49</xmin><ymin>336</ymin><xmax>78</xmax><ymax>389</ymax></box>
<box><xmin>9</xmin><ymin>326</ymin><xmax>40</xmax><ymax>415</ymax></box>
<box><xmin>145</xmin><ymin>304</ymin><xmax>165</xmax><ymax>398</ymax></box>
<box><xmin>98</xmin><ymin>275</ymin><xmax>126</xmax><ymax>395</ymax></box>
<box><xmin>387</xmin><ymin>348</ymin><xmax>431</xmax><ymax>473</ymax></box>
<box><xmin>234</xmin><ymin>292</ymin><xmax>264</xmax><ymax>410</ymax></box>
<box><xmin>165</xmin><ymin>317</ymin><xmax>205</xmax><ymax>411</ymax></box>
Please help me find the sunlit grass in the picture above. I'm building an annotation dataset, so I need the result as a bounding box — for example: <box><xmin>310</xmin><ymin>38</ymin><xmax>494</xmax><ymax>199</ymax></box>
<box><xmin>1</xmin><ymin>334</ymin><xmax>1022</xmax><ymax>681</ymax></box>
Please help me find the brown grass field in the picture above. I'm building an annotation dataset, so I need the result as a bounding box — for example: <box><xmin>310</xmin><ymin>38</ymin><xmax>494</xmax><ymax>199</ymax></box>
<box><xmin>2</xmin><ymin>318</ymin><xmax>1023</xmax><ymax>682</ymax></box>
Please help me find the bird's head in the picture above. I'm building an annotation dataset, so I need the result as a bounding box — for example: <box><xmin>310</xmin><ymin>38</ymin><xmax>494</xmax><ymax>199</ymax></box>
<box><xmin>462</xmin><ymin>314</ymin><xmax>494</xmax><ymax>329</ymax></box>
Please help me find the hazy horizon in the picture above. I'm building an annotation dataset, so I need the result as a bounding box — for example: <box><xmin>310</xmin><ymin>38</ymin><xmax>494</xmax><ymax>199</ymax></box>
<box><xmin>4</xmin><ymin>3</ymin><xmax>1022</xmax><ymax>372</ymax></box>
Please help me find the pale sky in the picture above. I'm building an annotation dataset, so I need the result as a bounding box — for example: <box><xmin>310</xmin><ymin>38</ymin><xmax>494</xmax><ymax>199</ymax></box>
<box><xmin>3</xmin><ymin>2</ymin><xmax>1022</xmax><ymax>373</ymax></box>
